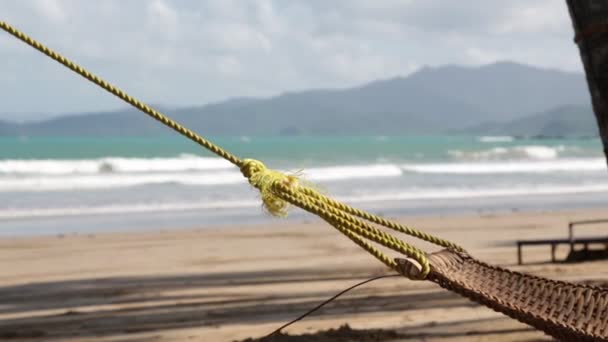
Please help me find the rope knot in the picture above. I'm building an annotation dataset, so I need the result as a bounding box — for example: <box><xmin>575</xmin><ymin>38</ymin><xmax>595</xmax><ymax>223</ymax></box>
<box><xmin>241</xmin><ymin>159</ymin><xmax>299</xmax><ymax>217</ymax></box>
<box><xmin>240</xmin><ymin>159</ymin><xmax>267</xmax><ymax>179</ymax></box>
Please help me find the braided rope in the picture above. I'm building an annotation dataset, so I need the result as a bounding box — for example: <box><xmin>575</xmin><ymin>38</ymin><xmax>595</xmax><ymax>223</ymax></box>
<box><xmin>0</xmin><ymin>20</ymin><xmax>242</xmax><ymax>167</ymax></box>
<box><xmin>0</xmin><ymin>20</ymin><xmax>466</xmax><ymax>279</ymax></box>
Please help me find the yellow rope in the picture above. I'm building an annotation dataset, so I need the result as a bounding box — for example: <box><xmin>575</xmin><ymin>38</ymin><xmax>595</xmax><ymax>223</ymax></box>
<box><xmin>0</xmin><ymin>20</ymin><xmax>465</xmax><ymax>279</ymax></box>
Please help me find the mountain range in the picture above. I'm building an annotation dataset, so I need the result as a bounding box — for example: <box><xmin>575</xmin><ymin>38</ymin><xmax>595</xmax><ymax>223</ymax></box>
<box><xmin>0</xmin><ymin>61</ymin><xmax>598</xmax><ymax>137</ymax></box>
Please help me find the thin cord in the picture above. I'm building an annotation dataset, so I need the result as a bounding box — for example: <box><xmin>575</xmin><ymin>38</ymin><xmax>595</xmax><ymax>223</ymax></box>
<box><xmin>264</xmin><ymin>274</ymin><xmax>401</xmax><ymax>339</ymax></box>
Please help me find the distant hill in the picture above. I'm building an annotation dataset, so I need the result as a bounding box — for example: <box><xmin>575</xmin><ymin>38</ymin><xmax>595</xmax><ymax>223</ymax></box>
<box><xmin>407</xmin><ymin>62</ymin><xmax>588</xmax><ymax>120</ymax></box>
<box><xmin>1</xmin><ymin>62</ymin><xmax>592</xmax><ymax>136</ymax></box>
<box><xmin>0</xmin><ymin>120</ymin><xmax>15</xmax><ymax>135</ymax></box>
<box><xmin>464</xmin><ymin>104</ymin><xmax>598</xmax><ymax>137</ymax></box>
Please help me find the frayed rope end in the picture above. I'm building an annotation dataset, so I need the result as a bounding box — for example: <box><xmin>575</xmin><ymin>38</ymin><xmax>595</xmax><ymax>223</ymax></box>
<box><xmin>240</xmin><ymin>159</ymin><xmax>299</xmax><ymax>217</ymax></box>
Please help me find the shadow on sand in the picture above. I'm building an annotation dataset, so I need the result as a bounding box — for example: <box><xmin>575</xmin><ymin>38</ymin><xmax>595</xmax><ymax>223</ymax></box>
<box><xmin>241</xmin><ymin>323</ymin><xmax>546</xmax><ymax>342</ymax></box>
<box><xmin>0</xmin><ymin>268</ymin><xmax>541</xmax><ymax>340</ymax></box>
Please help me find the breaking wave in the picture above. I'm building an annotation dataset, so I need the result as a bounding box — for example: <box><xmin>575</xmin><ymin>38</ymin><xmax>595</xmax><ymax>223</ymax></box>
<box><xmin>477</xmin><ymin>136</ymin><xmax>515</xmax><ymax>143</ymax></box>
<box><xmin>402</xmin><ymin>158</ymin><xmax>605</xmax><ymax>174</ymax></box>
<box><xmin>0</xmin><ymin>154</ymin><xmax>234</xmax><ymax>175</ymax></box>
<box><xmin>0</xmin><ymin>163</ymin><xmax>404</xmax><ymax>192</ymax></box>
<box><xmin>448</xmin><ymin>145</ymin><xmax>568</xmax><ymax>161</ymax></box>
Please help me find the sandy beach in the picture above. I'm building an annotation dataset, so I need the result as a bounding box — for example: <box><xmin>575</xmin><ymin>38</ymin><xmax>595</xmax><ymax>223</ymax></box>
<box><xmin>1</xmin><ymin>208</ymin><xmax>608</xmax><ymax>341</ymax></box>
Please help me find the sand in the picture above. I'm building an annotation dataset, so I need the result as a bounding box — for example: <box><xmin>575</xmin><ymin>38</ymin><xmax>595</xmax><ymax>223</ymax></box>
<box><xmin>1</xmin><ymin>208</ymin><xmax>608</xmax><ymax>341</ymax></box>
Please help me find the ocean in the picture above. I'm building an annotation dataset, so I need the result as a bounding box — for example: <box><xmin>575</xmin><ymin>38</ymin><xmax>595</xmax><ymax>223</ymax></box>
<box><xmin>1</xmin><ymin>135</ymin><xmax>606</xmax><ymax>236</ymax></box>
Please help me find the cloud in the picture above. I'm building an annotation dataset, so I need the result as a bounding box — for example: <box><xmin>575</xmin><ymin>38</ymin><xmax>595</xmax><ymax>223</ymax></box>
<box><xmin>496</xmin><ymin>1</ymin><xmax>569</xmax><ymax>35</ymax></box>
<box><xmin>32</xmin><ymin>0</ymin><xmax>66</xmax><ymax>23</ymax></box>
<box><xmin>147</xmin><ymin>0</ymin><xmax>179</xmax><ymax>40</ymax></box>
<box><xmin>466</xmin><ymin>47</ymin><xmax>500</xmax><ymax>65</ymax></box>
<box><xmin>0</xmin><ymin>0</ymin><xmax>583</xmax><ymax>119</ymax></box>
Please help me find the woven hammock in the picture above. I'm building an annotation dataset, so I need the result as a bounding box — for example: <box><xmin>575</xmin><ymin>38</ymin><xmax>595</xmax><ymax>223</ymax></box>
<box><xmin>397</xmin><ymin>250</ymin><xmax>608</xmax><ymax>341</ymax></box>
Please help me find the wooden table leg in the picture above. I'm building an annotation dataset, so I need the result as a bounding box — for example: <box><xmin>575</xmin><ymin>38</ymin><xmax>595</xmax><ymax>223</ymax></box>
<box><xmin>518</xmin><ymin>243</ymin><xmax>523</xmax><ymax>265</ymax></box>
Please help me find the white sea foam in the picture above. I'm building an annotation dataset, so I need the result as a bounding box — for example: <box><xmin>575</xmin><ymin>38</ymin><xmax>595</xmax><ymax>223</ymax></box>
<box><xmin>0</xmin><ymin>156</ymin><xmax>604</xmax><ymax>192</ymax></box>
<box><xmin>0</xmin><ymin>200</ymin><xmax>259</xmax><ymax>219</ymax></box>
<box><xmin>402</xmin><ymin>158</ymin><xmax>606</xmax><ymax>174</ymax></box>
<box><xmin>3</xmin><ymin>183</ymin><xmax>608</xmax><ymax>220</ymax></box>
<box><xmin>448</xmin><ymin>145</ymin><xmax>566</xmax><ymax>161</ymax></box>
<box><xmin>338</xmin><ymin>183</ymin><xmax>608</xmax><ymax>203</ymax></box>
<box><xmin>0</xmin><ymin>171</ymin><xmax>244</xmax><ymax>192</ymax></box>
<box><xmin>478</xmin><ymin>136</ymin><xmax>514</xmax><ymax>143</ymax></box>
<box><xmin>0</xmin><ymin>164</ymin><xmax>403</xmax><ymax>192</ymax></box>
<box><xmin>304</xmin><ymin>164</ymin><xmax>402</xmax><ymax>181</ymax></box>
<box><xmin>0</xmin><ymin>154</ymin><xmax>234</xmax><ymax>175</ymax></box>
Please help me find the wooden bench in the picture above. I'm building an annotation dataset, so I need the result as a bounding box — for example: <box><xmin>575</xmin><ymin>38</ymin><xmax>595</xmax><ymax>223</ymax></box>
<box><xmin>516</xmin><ymin>219</ymin><xmax>608</xmax><ymax>265</ymax></box>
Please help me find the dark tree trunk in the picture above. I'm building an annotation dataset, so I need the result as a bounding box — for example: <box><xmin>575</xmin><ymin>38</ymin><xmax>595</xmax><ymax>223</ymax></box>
<box><xmin>566</xmin><ymin>0</ymin><xmax>608</xmax><ymax>167</ymax></box>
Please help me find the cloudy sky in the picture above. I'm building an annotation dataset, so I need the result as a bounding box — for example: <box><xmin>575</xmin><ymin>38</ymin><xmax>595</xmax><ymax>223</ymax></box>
<box><xmin>1</xmin><ymin>0</ymin><xmax>582</xmax><ymax>121</ymax></box>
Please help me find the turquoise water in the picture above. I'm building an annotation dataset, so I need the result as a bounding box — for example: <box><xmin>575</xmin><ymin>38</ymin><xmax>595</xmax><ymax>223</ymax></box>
<box><xmin>0</xmin><ymin>135</ymin><xmax>602</xmax><ymax>162</ymax></box>
<box><xmin>0</xmin><ymin>135</ymin><xmax>606</xmax><ymax>236</ymax></box>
